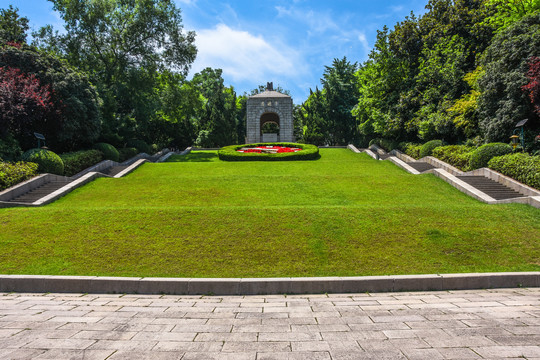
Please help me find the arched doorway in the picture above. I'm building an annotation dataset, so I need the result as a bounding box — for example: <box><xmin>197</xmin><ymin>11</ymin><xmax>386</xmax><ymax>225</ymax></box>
<box><xmin>260</xmin><ymin>112</ymin><xmax>280</xmax><ymax>142</ymax></box>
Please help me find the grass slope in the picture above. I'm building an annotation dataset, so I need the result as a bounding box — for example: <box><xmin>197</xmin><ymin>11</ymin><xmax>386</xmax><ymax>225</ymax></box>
<box><xmin>0</xmin><ymin>149</ymin><xmax>538</xmax><ymax>277</ymax></box>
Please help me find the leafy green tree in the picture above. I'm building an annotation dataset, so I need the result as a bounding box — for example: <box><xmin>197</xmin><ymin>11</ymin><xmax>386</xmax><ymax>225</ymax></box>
<box><xmin>478</xmin><ymin>12</ymin><xmax>540</xmax><ymax>141</ymax></box>
<box><xmin>321</xmin><ymin>57</ymin><xmax>359</xmax><ymax>145</ymax></box>
<box><xmin>299</xmin><ymin>87</ymin><xmax>327</xmax><ymax>145</ymax></box>
<box><xmin>0</xmin><ymin>6</ymin><xmax>29</xmax><ymax>44</ymax></box>
<box><xmin>0</xmin><ymin>44</ymin><xmax>101</xmax><ymax>151</ymax></box>
<box><xmin>34</xmin><ymin>0</ymin><xmax>197</xmax><ymax>144</ymax></box>
<box><xmin>485</xmin><ymin>0</ymin><xmax>540</xmax><ymax>32</ymax></box>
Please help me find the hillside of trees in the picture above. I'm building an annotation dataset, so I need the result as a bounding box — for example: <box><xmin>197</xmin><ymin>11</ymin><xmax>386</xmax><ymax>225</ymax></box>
<box><xmin>299</xmin><ymin>0</ymin><xmax>540</xmax><ymax>152</ymax></box>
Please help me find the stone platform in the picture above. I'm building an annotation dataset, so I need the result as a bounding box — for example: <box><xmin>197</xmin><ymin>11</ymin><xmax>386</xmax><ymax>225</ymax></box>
<box><xmin>0</xmin><ymin>288</ymin><xmax>538</xmax><ymax>359</ymax></box>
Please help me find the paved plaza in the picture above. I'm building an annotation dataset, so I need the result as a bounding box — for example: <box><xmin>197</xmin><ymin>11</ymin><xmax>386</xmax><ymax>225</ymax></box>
<box><xmin>0</xmin><ymin>288</ymin><xmax>539</xmax><ymax>359</ymax></box>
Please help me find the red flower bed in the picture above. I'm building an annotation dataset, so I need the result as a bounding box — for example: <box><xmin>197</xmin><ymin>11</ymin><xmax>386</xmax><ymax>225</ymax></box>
<box><xmin>237</xmin><ymin>146</ymin><xmax>302</xmax><ymax>154</ymax></box>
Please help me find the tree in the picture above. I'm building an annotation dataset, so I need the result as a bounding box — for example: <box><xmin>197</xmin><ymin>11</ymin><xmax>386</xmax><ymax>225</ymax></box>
<box><xmin>0</xmin><ymin>66</ymin><xmax>53</xmax><ymax>138</ymax></box>
<box><xmin>0</xmin><ymin>44</ymin><xmax>101</xmax><ymax>151</ymax></box>
<box><xmin>34</xmin><ymin>0</ymin><xmax>197</xmax><ymax>143</ymax></box>
<box><xmin>485</xmin><ymin>0</ymin><xmax>540</xmax><ymax>32</ymax></box>
<box><xmin>321</xmin><ymin>57</ymin><xmax>359</xmax><ymax>145</ymax></box>
<box><xmin>522</xmin><ymin>57</ymin><xmax>540</xmax><ymax>117</ymax></box>
<box><xmin>478</xmin><ymin>12</ymin><xmax>540</xmax><ymax>141</ymax></box>
<box><xmin>0</xmin><ymin>6</ymin><xmax>29</xmax><ymax>44</ymax></box>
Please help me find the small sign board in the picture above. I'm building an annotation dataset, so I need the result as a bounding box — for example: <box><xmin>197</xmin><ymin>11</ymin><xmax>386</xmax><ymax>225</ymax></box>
<box><xmin>515</xmin><ymin>119</ymin><xmax>528</xmax><ymax>127</ymax></box>
<box><xmin>34</xmin><ymin>132</ymin><xmax>46</xmax><ymax>140</ymax></box>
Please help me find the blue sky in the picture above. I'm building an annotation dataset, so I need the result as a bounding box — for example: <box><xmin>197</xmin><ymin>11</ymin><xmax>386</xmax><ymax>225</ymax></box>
<box><xmin>4</xmin><ymin>0</ymin><xmax>428</xmax><ymax>103</ymax></box>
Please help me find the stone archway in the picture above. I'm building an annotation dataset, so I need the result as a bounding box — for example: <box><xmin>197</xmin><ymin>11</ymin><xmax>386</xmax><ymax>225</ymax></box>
<box><xmin>246</xmin><ymin>83</ymin><xmax>294</xmax><ymax>143</ymax></box>
<box><xmin>260</xmin><ymin>112</ymin><xmax>280</xmax><ymax>142</ymax></box>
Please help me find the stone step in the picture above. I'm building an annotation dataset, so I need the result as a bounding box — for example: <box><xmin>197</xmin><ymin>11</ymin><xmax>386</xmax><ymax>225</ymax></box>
<box><xmin>456</xmin><ymin>176</ymin><xmax>524</xmax><ymax>200</ymax></box>
<box><xmin>407</xmin><ymin>161</ymin><xmax>436</xmax><ymax>172</ymax></box>
<box><xmin>10</xmin><ymin>181</ymin><xmax>69</xmax><ymax>203</ymax></box>
<box><xmin>101</xmin><ymin>166</ymin><xmax>129</xmax><ymax>177</ymax></box>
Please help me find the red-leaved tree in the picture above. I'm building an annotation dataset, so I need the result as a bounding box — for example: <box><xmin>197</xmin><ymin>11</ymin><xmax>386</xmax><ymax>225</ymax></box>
<box><xmin>0</xmin><ymin>66</ymin><xmax>53</xmax><ymax>137</ymax></box>
<box><xmin>522</xmin><ymin>56</ymin><xmax>540</xmax><ymax>117</ymax></box>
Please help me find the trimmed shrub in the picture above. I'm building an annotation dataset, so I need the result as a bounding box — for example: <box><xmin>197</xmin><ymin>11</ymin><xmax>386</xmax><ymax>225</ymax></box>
<box><xmin>93</xmin><ymin>143</ymin><xmax>119</xmax><ymax>162</ymax></box>
<box><xmin>0</xmin><ymin>134</ymin><xmax>22</xmax><ymax>162</ymax></box>
<box><xmin>60</xmin><ymin>150</ymin><xmax>104</xmax><ymax>177</ymax></box>
<box><xmin>0</xmin><ymin>161</ymin><xmax>39</xmax><ymax>191</ymax></box>
<box><xmin>432</xmin><ymin>145</ymin><xmax>474</xmax><ymax>171</ymax></box>
<box><xmin>119</xmin><ymin>147</ymin><xmax>139</xmax><ymax>162</ymax></box>
<box><xmin>469</xmin><ymin>143</ymin><xmax>512</xmax><ymax>170</ymax></box>
<box><xmin>401</xmin><ymin>143</ymin><xmax>422</xmax><ymax>159</ymax></box>
<box><xmin>21</xmin><ymin>148</ymin><xmax>64</xmax><ymax>175</ymax></box>
<box><xmin>488</xmin><ymin>153</ymin><xmax>540</xmax><ymax>190</ymax></box>
<box><xmin>219</xmin><ymin>143</ymin><xmax>319</xmax><ymax>161</ymax></box>
<box><xmin>126</xmin><ymin>139</ymin><xmax>151</xmax><ymax>154</ymax></box>
<box><xmin>419</xmin><ymin>140</ymin><xmax>444</xmax><ymax>158</ymax></box>
<box><xmin>369</xmin><ymin>138</ymin><xmax>397</xmax><ymax>152</ymax></box>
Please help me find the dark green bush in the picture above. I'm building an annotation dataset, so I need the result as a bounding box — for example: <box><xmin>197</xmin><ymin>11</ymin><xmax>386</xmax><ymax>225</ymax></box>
<box><xmin>432</xmin><ymin>145</ymin><xmax>474</xmax><ymax>171</ymax></box>
<box><xmin>0</xmin><ymin>134</ymin><xmax>22</xmax><ymax>162</ymax></box>
<box><xmin>469</xmin><ymin>143</ymin><xmax>512</xmax><ymax>169</ymax></box>
<box><xmin>0</xmin><ymin>161</ymin><xmax>39</xmax><ymax>191</ymax></box>
<box><xmin>488</xmin><ymin>153</ymin><xmax>540</xmax><ymax>190</ymax></box>
<box><xmin>126</xmin><ymin>139</ymin><xmax>151</xmax><ymax>154</ymax></box>
<box><xmin>21</xmin><ymin>149</ymin><xmax>64</xmax><ymax>175</ymax></box>
<box><xmin>401</xmin><ymin>143</ymin><xmax>422</xmax><ymax>159</ymax></box>
<box><xmin>60</xmin><ymin>150</ymin><xmax>104</xmax><ymax>177</ymax></box>
<box><xmin>219</xmin><ymin>143</ymin><xmax>319</xmax><ymax>161</ymax></box>
<box><xmin>119</xmin><ymin>147</ymin><xmax>139</xmax><ymax>162</ymax></box>
<box><xmin>93</xmin><ymin>143</ymin><xmax>119</xmax><ymax>162</ymax></box>
<box><xmin>419</xmin><ymin>140</ymin><xmax>444</xmax><ymax>158</ymax></box>
<box><xmin>369</xmin><ymin>138</ymin><xmax>397</xmax><ymax>152</ymax></box>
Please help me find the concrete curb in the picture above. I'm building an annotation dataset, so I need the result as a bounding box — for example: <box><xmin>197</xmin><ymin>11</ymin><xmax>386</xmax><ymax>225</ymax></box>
<box><xmin>0</xmin><ymin>273</ymin><xmax>537</xmax><ymax>295</ymax></box>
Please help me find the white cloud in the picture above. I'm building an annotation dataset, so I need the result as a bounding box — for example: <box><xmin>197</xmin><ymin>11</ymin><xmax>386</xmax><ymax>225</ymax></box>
<box><xmin>190</xmin><ymin>24</ymin><xmax>304</xmax><ymax>83</ymax></box>
<box><xmin>357</xmin><ymin>32</ymin><xmax>370</xmax><ymax>54</ymax></box>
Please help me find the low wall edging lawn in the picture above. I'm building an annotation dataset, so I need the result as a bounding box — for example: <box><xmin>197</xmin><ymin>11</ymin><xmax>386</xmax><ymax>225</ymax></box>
<box><xmin>0</xmin><ymin>273</ymin><xmax>537</xmax><ymax>295</ymax></box>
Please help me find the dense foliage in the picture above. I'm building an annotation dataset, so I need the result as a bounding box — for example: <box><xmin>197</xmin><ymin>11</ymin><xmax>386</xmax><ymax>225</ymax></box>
<box><xmin>93</xmin><ymin>143</ymin><xmax>119</xmax><ymax>162</ymax></box>
<box><xmin>0</xmin><ymin>160</ymin><xmax>38</xmax><ymax>191</ymax></box>
<box><xmin>296</xmin><ymin>0</ymin><xmax>540</xmax><ymax>149</ymax></box>
<box><xmin>419</xmin><ymin>140</ymin><xmax>444</xmax><ymax>158</ymax></box>
<box><xmin>60</xmin><ymin>150</ymin><xmax>103</xmax><ymax>177</ymax></box>
<box><xmin>21</xmin><ymin>148</ymin><xmax>64</xmax><ymax>175</ymax></box>
<box><xmin>469</xmin><ymin>142</ymin><xmax>513</xmax><ymax>169</ymax></box>
<box><xmin>488</xmin><ymin>152</ymin><xmax>540</xmax><ymax>189</ymax></box>
<box><xmin>431</xmin><ymin>145</ymin><xmax>474</xmax><ymax>170</ymax></box>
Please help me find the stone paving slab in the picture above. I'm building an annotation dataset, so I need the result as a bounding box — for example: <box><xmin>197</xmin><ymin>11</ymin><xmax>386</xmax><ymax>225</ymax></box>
<box><xmin>0</xmin><ymin>288</ymin><xmax>538</xmax><ymax>359</ymax></box>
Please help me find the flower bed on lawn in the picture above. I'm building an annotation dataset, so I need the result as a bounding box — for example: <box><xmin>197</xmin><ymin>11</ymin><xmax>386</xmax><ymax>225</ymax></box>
<box><xmin>219</xmin><ymin>142</ymin><xmax>319</xmax><ymax>161</ymax></box>
<box><xmin>237</xmin><ymin>145</ymin><xmax>302</xmax><ymax>154</ymax></box>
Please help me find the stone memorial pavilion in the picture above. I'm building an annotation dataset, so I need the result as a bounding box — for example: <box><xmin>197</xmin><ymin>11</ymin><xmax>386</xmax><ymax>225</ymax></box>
<box><xmin>246</xmin><ymin>82</ymin><xmax>294</xmax><ymax>143</ymax></box>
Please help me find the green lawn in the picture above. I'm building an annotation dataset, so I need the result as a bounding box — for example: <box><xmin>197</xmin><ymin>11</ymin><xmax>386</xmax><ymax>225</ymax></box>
<box><xmin>0</xmin><ymin>149</ymin><xmax>538</xmax><ymax>277</ymax></box>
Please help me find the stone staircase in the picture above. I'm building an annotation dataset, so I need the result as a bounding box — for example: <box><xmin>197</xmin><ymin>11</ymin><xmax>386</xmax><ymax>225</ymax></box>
<box><xmin>0</xmin><ymin>147</ymin><xmax>183</xmax><ymax>208</ymax></box>
<box><xmin>351</xmin><ymin>144</ymin><xmax>540</xmax><ymax>207</ymax></box>
<box><xmin>100</xmin><ymin>165</ymin><xmax>129</xmax><ymax>177</ymax></box>
<box><xmin>456</xmin><ymin>176</ymin><xmax>524</xmax><ymax>200</ymax></box>
<box><xmin>9</xmin><ymin>180</ymin><xmax>69</xmax><ymax>204</ymax></box>
<box><xmin>406</xmin><ymin>161</ymin><xmax>436</xmax><ymax>173</ymax></box>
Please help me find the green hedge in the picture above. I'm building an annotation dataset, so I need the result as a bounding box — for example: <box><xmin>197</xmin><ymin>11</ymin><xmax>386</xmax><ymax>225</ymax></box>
<box><xmin>419</xmin><ymin>140</ymin><xmax>444</xmax><ymax>158</ymax></box>
<box><xmin>488</xmin><ymin>153</ymin><xmax>540</xmax><ymax>190</ymax></box>
<box><xmin>431</xmin><ymin>145</ymin><xmax>474</xmax><ymax>171</ymax></box>
<box><xmin>126</xmin><ymin>139</ymin><xmax>151</xmax><ymax>154</ymax></box>
<box><xmin>469</xmin><ymin>143</ymin><xmax>512</xmax><ymax>170</ymax></box>
<box><xmin>218</xmin><ymin>143</ymin><xmax>319</xmax><ymax>161</ymax></box>
<box><xmin>401</xmin><ymin>143</ymin><xmax>422</xmax><ymax>159</ymax></box>
<box><xmin>0</xmin><ymin>161</ymin><xmax>39</xmax><ymax>191</ymax></box>
<box><xmin>21</xmin><ymin>148</ymin><xmax>64</xmax><ymax>175</ymax></box>
<box><xmin>93</xmin><ymin>143</ymin><xmax>119</xmax><ymax>162</ymax></box>
<box><xmin>369</xmin><ymin>138</ymin><xmax>397</xmax><ymax>152</ymax></box>
<box><xmin>119</xmin><ymin>147</ymin><xmax>139</xmax><ymax>162</ymax></box>
<box><xmin>60</xmin><ymin>150</ymin><xmax>104</xmax><ymax>177</ymax></box>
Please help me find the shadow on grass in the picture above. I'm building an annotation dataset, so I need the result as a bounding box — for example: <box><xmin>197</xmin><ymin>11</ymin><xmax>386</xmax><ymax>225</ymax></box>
<box><xmin>167</xmin><ymin>152</ymin><xmax>219</xmax><ymax>162</ymax></box>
